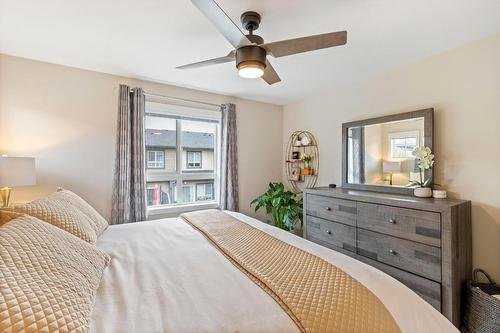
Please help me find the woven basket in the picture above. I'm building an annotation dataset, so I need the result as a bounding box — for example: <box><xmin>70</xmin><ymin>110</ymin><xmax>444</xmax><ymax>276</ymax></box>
<box><xmin>462</xmin><ymin>269</ymin><xmax>500</xmax><ymax>333</ymax></box>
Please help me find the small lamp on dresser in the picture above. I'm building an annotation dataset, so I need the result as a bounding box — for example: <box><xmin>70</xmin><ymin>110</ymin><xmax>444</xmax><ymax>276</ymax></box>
<box><xmin>0</xmin><ymin>156</ymin><xmax>36</xmax><ymax>208</ymax></box>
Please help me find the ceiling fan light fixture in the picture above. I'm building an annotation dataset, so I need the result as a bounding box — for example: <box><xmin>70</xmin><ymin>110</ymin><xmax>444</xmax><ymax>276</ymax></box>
<box><xmin>177</xmin><ymin>2</ymin><xmax>347</xmax><ymax>85</ymax></box>
<box><xmin>237</xmin><ymin>61</ymin><xmax>265</xmax><ymax>79</ymax></box>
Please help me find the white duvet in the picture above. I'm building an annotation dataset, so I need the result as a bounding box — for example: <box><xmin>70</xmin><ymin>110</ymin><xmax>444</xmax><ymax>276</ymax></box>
<box><xmin>92</xmin><ymin>211</ymin><xmax>458</xmax><ymax>333</ymax></box>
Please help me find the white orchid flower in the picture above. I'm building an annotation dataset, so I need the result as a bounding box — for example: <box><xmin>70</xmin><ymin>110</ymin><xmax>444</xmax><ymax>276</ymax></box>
<box><xmin>413</xmin><ymin>147</ymin><xmax>434</xmax><ymax>165</ymax></box>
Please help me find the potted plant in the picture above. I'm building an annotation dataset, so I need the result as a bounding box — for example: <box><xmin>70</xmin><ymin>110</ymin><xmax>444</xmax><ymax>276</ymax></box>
<box><xmin>251</xmin><ymin>182</ymin><xmax>303</xmax><ymax>232</ymax></box>
<box><xmin>301</xmin><ymin>153</ymin><xmax>314</xmax><ymax>175</ymax></box>
<box><xmin>411</xmin><ymin>146</ymin><xmax>435</xmax><ymax>198</ymax></box>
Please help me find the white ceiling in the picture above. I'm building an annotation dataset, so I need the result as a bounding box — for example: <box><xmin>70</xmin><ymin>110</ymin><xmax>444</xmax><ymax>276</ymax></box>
<box><xmin>1</xmin><ymin>0</ymin><xmax>499</xmax><ymax>105</ymax></box>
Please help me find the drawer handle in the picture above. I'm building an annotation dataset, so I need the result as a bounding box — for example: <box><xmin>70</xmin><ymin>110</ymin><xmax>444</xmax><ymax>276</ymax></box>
<box><xmin>325</xmin><ymin>207</ymin><xmax>332</xmax><ymax>211</ymax></box>
<box><xmin>388</xmin><ymin>249</ymin><xmax>397</xmax><ymax>255</ymax></box>
<box><xmin>326</xmin><ymin>230</ymin><xmax>332</xmax><ymax>235</ymax></box>
<box><xmin>388</xmin><ymin>219</ymin><xmax>396</xmax><ymax>224</ymax></box>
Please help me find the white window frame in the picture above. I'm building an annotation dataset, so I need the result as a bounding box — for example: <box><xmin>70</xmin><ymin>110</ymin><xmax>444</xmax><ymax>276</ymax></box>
<box><xmin>388</xmin><ymin>130</ymin><xmax>420</xmax><ymax>159</ymax></box>
<box><xmin>147</xmin><ymin>150</ymin><xmax>165</xmax><ymax>169</ymax></box>
<box><xmin>145</xmin><ymin>101</ymin><xmax>221</xmax><ymax>216</ymax></box>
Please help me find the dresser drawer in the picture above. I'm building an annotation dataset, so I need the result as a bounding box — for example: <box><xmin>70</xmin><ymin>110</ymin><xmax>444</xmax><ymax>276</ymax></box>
<box><xmin>355</xmin><ymin>255</ymin><xmax>441</xmax><ymax>311</ymax></box>
<box><xmin>305</xmin><ymin>215</ymin><xmax>356</xmax><ymax>253</ymax></box>
<box><xmin>357</xmin><ymin>229</ymin><xmax>441</xmax><ymax>282</ymax></box>
<box><xmin>357</xmin><ymin>202</ymin><xmax>441</xmax><ymax>247</ymax></box>
<box><xmin>306</xmin><ymin>194</ymin><xmax>357</xmax><ymax>226</ymax></box>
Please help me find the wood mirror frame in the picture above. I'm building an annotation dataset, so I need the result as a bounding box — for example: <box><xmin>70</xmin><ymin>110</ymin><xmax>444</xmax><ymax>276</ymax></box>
<box><xmin>341</xmin><ymin>108</ymin><xmax>434</xmax><ymax>195</ymax></box>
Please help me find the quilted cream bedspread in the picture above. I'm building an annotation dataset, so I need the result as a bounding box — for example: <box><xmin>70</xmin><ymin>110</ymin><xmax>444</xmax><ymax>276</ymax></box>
<box><xmin>181</xmin><ymin>209</ymin><xmax>401</xmax><ymax>333</ymax></box>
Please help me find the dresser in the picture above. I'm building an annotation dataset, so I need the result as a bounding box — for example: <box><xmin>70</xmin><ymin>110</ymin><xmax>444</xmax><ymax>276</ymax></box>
<box><xmin>303</xmin><ymin>187</ymin><xmax>471</xmax><ymax>328</ymax></box>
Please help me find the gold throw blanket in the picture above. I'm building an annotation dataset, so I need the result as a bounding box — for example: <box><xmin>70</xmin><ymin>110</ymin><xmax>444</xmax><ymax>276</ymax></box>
<box><xmin>181</xmin><ymin>210</ymin><xmax>401</xmax><ymax>333</ymax></box>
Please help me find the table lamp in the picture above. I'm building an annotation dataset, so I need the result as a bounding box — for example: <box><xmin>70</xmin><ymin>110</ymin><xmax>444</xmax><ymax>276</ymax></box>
<box><xmin>383</xmin><ymin>161</ymin><xmax>401</xmax><ymax>185</ymax></box>
<box><xmin>0</xmin><ymin>156</ymin><xmax>36</xmax><ymax>207</ymax></box>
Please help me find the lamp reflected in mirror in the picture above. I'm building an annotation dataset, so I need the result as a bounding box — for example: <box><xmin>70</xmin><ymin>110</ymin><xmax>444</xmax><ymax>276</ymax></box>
<box><xmin>383</xmin><ymin>161</ymin><xmax>401</xmax><ymax>185</ymax></box>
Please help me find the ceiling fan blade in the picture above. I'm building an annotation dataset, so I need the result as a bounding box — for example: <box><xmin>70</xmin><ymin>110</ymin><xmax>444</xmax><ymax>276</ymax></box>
<box><xmin>262</xmin><ymin>59</ymin><xmax>281</xmax><ymax>85</ymax></box>
<box><xmin>191</xmin><ymin>0</ymin><xmax>252</xmax><ymax>48</ymax></box>
<box><xmin>176</xmin><ymin>51</ymin><xmax>235</xmax><ymax>70</ymax></box>
<box><xmin>261</xmin><ymin>31</ymin><xmax>347</xmax><ymax>58</ymax></box>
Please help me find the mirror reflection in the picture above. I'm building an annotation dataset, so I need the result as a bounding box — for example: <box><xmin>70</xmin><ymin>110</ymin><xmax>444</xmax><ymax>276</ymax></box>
<box><xmin>347</xmin><ymin>117</ymin><xmax>424</xmax><ymax>187</ymax></box>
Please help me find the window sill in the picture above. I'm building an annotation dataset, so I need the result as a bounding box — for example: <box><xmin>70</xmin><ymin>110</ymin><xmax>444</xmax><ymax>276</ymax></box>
<box><xmin>147</xmin><ymin>201</ymin><xmax>219</xmax><ymax>218</ymax></box>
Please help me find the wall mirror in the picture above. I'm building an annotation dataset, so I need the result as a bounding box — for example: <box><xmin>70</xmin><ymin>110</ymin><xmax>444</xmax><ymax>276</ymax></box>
<box><xmin>342</xmin><ymin>109</ymin><xmax>434</xmax><ymax>195</ymax></box>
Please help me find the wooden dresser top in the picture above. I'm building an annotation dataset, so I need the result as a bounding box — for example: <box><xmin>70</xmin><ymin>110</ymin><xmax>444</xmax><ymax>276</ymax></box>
<box><xmin>304</xmin><ymin>187</ymin><xmax>470</xmax><ymax>212</ymax></box>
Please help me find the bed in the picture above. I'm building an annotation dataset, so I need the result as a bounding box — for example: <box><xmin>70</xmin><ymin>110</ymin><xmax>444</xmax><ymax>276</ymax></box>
<box><xmin>91</xmin><ymin>211</ymin><xmax>458</xmax><ymax>333</ymax></box>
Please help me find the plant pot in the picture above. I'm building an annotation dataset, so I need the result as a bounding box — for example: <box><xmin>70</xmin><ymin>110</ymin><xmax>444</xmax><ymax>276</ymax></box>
<box><xmin>293</xmin><ymin>225</ymin><xmax>303</xmax><ymax>237</ymax></box>
<box><xmin>414</xmin><ymin>187</ymin><xmax>433</xmax><ymax>198</ymax></box>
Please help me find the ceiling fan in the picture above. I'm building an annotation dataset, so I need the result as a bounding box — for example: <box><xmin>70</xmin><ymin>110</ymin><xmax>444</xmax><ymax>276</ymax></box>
<box><xmin>177</xmin><ymin>0</ymin><xmax>347</xmax><ymax>85</ymax></box>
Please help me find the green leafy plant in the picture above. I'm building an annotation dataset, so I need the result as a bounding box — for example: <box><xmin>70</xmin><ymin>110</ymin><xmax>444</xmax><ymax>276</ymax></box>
<box><xmin>251</xmin><ymin>182</ymin><xmax>303</xmax><ymax>231</ymax></box>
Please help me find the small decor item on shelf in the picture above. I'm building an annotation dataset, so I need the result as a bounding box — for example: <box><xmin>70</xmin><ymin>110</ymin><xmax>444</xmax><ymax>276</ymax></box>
<box><xmin>411</xmin><ymin>146</ymin><xmax>435</xmax><ymax>198</ymax></box>
<box><xmin>289</xmin><ymin>167</ymin><xmax>301</xmax><ymax>181</ymax></box>
<box><xmin>301</xmin><ymin>168</ymin><xmax>313</xmax><ymax>176</ymax></box>
<box><xmin>300</xmin><ymin>153</ymin><xmax>314</xmax><ymax>176</ymax></box>
<box><xmin>300</xmin><ymin>136</ymin><xmax>310</xmax><ymax>146</ymax></box>
<box><xmin>294</xmin><ymin>137</ymin><xmax>302</xmax><ymax>146</ymax></box>
<box><xmin>291</xmin><ymin>151</ymin><xmax>300</xmax><ymax>160</ymax></box>
<box><xmin>301</xmin><ymin>153</ymin><xmax>314</xmax><ymax>168</ymax></box>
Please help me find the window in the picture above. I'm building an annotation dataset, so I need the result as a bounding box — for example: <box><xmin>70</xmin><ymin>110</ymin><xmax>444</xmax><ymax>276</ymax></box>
<box><xmin>178</xmin><ymin>185</ymin><xmax>195</xmax><ymax>204</ymax></box>
<box><xmin>147</xmin><ymin>150</ymin><xmax>165</xmax><ymax>169</ymax></box>
<box><xmin>389</xmin><ymin>131</ymin><xmax>419</xmax><ymax>158</ymax></box>
<box><xmin>187</xmin><ymin>151</ymin><xmax>202</xmax><ymax>168</ymax></box>
<box><xmin>196</xmin><ymin>183</ymin><xmax>213</xmax><ymax>201</ymax></box>
<box><xmin>145</xmin><ymin>102</ymin><xmax>220</xmax><ymax>210</ymax></box>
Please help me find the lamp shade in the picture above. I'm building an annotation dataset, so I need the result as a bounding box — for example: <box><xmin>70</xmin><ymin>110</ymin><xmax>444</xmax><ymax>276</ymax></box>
<box><xmin>0</xmin><ymin>156</ymin><xmax>36</xmax><ymax>188</ymax></box>
<box><xmin>383</xmin><ymin>161</ymin><xmax>401</xmax><ymax>174</ymax></box>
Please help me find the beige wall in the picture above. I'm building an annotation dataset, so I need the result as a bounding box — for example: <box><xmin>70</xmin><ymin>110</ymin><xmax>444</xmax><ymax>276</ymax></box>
<box><xmin>0</xmin><ymin>54</ymin><xmax>283</xmax><ymax>222</ymax></box>
<box><xmin>283</xmin><ymin>33</ymin><xmax>500</xmax><ymax>280</ymax></box>
<box><xmin>165</xmin><ymin>149</ymin><xmax>178</xmax><ymax>173</ymax></box>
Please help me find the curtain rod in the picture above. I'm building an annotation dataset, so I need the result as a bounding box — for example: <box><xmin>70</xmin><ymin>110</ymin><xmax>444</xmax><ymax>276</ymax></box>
<box><xmin>131</xmin><ymin>89</ymin><xmax>221</xmax><ymax>108</ymax></box>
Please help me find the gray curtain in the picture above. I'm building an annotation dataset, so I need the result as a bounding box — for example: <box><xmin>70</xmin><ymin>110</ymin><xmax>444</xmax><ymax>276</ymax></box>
<box><xmin>351</xmin><ymin>127</ymin><xmax>365</xmax><ymax>184</ymax></box>
<box><xmin>220</xmin><ymin>103</ymin><xmax>239</xmax><ymax>211</ymax></box>
<box><xmin>111</xmin><ymin>85</ymin><xmax>147</xmax><ymax>224</ymax></box>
